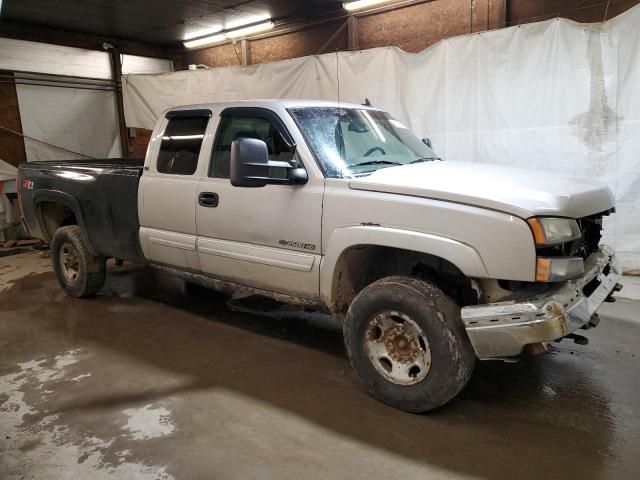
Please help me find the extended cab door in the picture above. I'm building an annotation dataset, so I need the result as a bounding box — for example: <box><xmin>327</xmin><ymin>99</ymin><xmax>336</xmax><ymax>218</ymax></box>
<box><xmin>138</xmin><ymin>109</ymin><xmax>212</xmax><ymax>270</ymax></box>
<box><xmin>196</xmin><ymin>107</ymin><xmax>323</xmax><ymax>301</ymax></box>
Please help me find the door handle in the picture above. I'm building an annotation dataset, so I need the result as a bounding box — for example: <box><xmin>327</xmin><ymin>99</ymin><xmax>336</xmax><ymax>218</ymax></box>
<box><xmin>198</xmin><ymin>192</ymin><xmax>219</xmax><ymax>207</ymax></box>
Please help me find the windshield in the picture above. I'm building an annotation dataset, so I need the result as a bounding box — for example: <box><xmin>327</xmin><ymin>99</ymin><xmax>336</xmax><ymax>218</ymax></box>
<box><xmin>288</xmin><ymin>107</ymin><xmax>439</xmax><ymax>178</ymax></box>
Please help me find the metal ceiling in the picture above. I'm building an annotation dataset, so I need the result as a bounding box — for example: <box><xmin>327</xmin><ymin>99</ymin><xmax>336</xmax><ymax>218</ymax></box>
<box><xmin>0</xmin><ymin>0</ymin><xmax>344</xmax><ymax>46</ymax></box>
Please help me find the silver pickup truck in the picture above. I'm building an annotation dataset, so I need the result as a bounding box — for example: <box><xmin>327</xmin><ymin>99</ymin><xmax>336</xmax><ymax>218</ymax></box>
<box><xmin>18</xmin><ymin>99</ymin><xmax>622</xmax><ymax>412</ymax></box>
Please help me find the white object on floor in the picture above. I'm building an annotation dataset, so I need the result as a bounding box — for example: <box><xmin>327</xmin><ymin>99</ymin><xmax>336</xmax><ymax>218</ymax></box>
<box><xmin>0</xmin><ymin>158</ymin><xmax>16</xmax><ymax>182</ymax></box>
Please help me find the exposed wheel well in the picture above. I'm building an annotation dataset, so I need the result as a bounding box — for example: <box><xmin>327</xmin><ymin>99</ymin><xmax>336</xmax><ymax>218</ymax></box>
<box><xmin>330</xmin><ymin>245</ymin><xmax>478</xmax><ymax>315</ymax></box>
<box><xmin>38</xmin><ymin>201</ymin><xmax>78</xmax><ymax>241</ymax></box>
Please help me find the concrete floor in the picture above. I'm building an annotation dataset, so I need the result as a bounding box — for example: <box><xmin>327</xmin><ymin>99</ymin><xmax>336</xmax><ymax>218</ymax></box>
<box><xmin>1</xmin><ymin>251</ymin><xmax>639</xmax><ymax>480</ymax></box>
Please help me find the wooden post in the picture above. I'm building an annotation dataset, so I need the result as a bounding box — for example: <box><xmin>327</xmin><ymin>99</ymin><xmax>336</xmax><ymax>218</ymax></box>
<box><xmin>108</xmin><ymin>47</ymin><xmax>129</xmax><ymax>158</ymax></box>
<box><xmin>348</xmin><ymin>16</ymin><xmax>359</xmax><ymax>51</ymax></box>
<box><xmin>241</xmin><ymin>39</ymin><xmax>252</xmax><ymax>66</ymax></box>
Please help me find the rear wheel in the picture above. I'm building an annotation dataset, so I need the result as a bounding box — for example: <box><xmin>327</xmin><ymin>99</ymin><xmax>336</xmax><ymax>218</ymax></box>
<box><xmin>51</xmin><ymin>225</ymin><xmax>106</xmax><ymax>298</ymax></box>
<box><xmin>343</xmin><ymin>276</ymin><xmax>475</xmax><ymax>412</ymax></box>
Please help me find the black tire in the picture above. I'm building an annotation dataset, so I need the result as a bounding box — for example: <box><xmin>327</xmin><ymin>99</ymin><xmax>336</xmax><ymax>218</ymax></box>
<box><xmin>343</xmin><ymin>276</ymin><xmax>475</xmax><ymax>412</ymax></box>
<box><xmin>51</xmin><ymin>225</ymin><xmax>106</xmax><ymax>298</ymax></box>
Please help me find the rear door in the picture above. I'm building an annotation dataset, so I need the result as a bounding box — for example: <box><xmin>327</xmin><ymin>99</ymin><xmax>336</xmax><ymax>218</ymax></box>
<box><xmin>138</xmin><ymin>109</ymin><xmax>212</xmax><ymax>271</ymax></box>
<box><xmin>195</xmin><ymin>107</ymin><xmax>323</xmax><ymax>300</ymax></box>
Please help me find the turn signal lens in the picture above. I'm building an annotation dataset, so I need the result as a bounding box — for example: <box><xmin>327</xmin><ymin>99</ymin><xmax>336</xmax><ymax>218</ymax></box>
<box><xmin>528</xmin><ymin>218</ymin><xmax>547</xmax><ymax>246</ymax></box>
<box><xmin>535</xmin><ymin>258</ymin><xmax>552</xmax><ymax>282</ymax></box>
<box><xmin>535</xmin><ymin>257</ymin><xmax>584</xmax><ymax>282</ymax></box>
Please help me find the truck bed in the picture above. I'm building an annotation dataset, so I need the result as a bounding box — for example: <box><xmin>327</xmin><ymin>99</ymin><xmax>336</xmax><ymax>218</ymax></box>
<box><xmin>19</xmin><ymin>158</ymin><xmax>146</xmax><ymax>263</ymax></box>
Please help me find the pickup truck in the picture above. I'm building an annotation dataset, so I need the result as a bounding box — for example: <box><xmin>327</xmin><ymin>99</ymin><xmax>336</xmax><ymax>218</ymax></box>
<box><xmin>18</xmin><ymin>100</ymin><xmax>622</xmax><ymax>412</ymax></box>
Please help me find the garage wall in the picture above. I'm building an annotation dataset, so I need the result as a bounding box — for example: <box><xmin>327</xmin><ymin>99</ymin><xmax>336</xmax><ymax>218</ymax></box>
<box><xmin>0</xmin><ymin>38</ymin><xmax>172</xmax><ymax>163</ymax></box>
<box><xmin>178</xmin><ymin>0</ymin><xmax>639</xmax><ymax>70</ymax></box>
<box><xmin>357</xmin><ymin>0</ymin><xmax>505</xmax><ymax>52</ymax></box>
<box><xmin>509</xmin><ymin>0</ymin><xmax>640</xmax><ymax>23</ymax></box>
<box><xmin>251</xmin><ymin>21</ymin><xmax>348</xmax><ymax>65</ymax></box>
<box><xmin>179</xmin><ymin>0</ymin><xmax>502</xmax><ymax>69</ymax></box>
<box><xmin>123</xmin><ymin>5</ymin><xmax>640</xmax><ymax>272</ymax></box>
<box><xmin>179</xmin><ymin>20</ymin><xmax>349</xmax><ymax>69</ymax></box>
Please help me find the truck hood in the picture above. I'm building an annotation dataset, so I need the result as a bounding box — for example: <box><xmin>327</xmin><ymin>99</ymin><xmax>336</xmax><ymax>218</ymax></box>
<box><xmin>348</xmin><ymin>161</ymin><xmax>615</xmax><ymax>219</ymax></box>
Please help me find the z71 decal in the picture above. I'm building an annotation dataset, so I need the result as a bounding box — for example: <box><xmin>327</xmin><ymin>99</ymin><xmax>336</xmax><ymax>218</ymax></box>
<box><xmin>279</xmin><ymin>240</ymin><xmax>316</xmax><ymax>251</ymax></box>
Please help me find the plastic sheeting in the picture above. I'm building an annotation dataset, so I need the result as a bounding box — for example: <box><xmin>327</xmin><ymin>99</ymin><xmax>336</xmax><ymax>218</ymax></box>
<box><xmin>16</xmin><ymin>82</ymin><xmax>123</xmax><ymax>161</ymax></box>
<box><xmin>122</xmin><ymin>6</ymin><xmax>640</xmax><ymax>272</ymax></box>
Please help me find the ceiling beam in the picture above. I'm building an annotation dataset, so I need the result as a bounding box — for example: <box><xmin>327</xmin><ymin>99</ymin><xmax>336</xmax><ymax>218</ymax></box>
<box><xmin>0</xmin><ymin>20</ymin><xmax>175</xmax><ymax>59</ymax></box>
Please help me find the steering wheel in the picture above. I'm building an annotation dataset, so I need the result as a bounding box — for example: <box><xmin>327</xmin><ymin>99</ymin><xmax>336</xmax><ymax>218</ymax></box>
<box><xmin>364</xmin><ymin>146</ymin><xmax>386</xmax><ymax>156</ymax></box>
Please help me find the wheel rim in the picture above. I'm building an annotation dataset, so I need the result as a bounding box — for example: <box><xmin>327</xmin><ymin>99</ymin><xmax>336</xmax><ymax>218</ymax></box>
<box><xmin>59</xmin><ymin>242</ymin><xmax>80</xmax><ymax>283</ymax></box>
<box><xmin>364</xmin><ymin>310</ymin><xmax>432</xmax><ymax>386</ymax></box>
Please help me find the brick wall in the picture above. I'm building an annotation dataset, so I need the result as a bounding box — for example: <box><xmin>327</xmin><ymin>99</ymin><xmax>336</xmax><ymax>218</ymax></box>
<box><xmin>0</xmin><ymin>71</ymin><xmax>27</xmax><ymax>167</ymax></box>
<box><xmin>508</xmin><ymin>0</ymin><xmax>640</xmax><ymax>24</ymax></box>
<box><xmin>251</xmin><ymin>21</ymin><xmax>348</xmax><ymax>64</ymax></box>
<box><xmin>178</xmin><ymin>20</ymin><xmax>349</xmax><ymax>69</ymax></box>
<box><xmin>129</xmin><ymin>128</ymin><xmax>152</xmax><ymax>159</ymax></box>
<box><xmin>178</xmin><ymin>0</ymin><xmax>506</xmax><ymax>69</ymax></box>
<box><xmin>358</xmin><ymin>0</ymin><xmax>505</xmax><ymax>52</ymax></box>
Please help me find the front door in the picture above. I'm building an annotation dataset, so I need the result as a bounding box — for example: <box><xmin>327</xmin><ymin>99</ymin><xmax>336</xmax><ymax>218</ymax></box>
<box><xmin>196</xmin><ymin>108</ymin><xmax>323</xmax><ymax>300</ymax></box>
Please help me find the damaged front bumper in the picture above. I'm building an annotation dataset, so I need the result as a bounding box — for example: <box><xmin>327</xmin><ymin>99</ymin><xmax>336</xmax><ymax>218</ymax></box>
<box><xmin>461</xmin><ymin>246</ymin><xmax>621</xmax><ymax>360</ymax></box>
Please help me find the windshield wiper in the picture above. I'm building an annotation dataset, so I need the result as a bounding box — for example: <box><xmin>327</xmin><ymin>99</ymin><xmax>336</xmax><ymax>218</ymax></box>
<box><xmin>410</xmin><ymin>157</ymin><xmax>441</xmax><ymax>164</ymax></box>
<box><xmin>349</xmin><ymin>159</ymin><xmax>403</xmax><ymax>168</ymax></box>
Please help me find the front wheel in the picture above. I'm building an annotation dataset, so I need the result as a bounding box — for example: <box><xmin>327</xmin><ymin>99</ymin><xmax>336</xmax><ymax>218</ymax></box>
<box><xmin>51</xmin><ymin>225</ymin><xmax>106</xmax><ymax>298</ymax></box>
<box><xmin>343</xmin><ymin>276</ymin><xmax>475</xmax><ymax>412</ymax></box>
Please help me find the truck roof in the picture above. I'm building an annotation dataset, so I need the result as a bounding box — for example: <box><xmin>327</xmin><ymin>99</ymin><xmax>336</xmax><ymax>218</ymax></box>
<box><xmin>166</xmin><ymin>99</ymin><xmax>379</xmax><ymax>113</ymax></box>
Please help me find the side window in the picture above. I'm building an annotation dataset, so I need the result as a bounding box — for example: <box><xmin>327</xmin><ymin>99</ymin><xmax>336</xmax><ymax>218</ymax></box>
<box><xmin>157</xmin><ymin>116</ymin><xmax>209</xmax><ymax>175</ymax></box>
<box><xmin>210</xmin><ymin>115</ymin><xmax>295</xmax><ymax>178</ymax></box>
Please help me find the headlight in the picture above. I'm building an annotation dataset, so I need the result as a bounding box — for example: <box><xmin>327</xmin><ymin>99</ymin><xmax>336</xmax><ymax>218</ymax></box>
<box><xmin>527</xmin><ymin>217</ymin><xmax>581</xmax><ymax>246</ymax></box>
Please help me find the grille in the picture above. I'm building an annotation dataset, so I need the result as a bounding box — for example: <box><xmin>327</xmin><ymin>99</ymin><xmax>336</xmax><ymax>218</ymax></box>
<box><xmin>575</xmin><ymin>213</ymin><xmax>606</xmax><ymax>259</ymax></box>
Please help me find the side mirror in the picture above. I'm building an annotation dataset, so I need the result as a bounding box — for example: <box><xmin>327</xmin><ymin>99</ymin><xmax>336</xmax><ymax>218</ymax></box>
<box><xmin>230</xmin><ymin>137</ymin><xmax>307</xmax><ymax>188</ymax></box>
<box><xmin>422</xmin><ymin>137</ymin><xmax>433</xmax><ymax>149</ymax></box>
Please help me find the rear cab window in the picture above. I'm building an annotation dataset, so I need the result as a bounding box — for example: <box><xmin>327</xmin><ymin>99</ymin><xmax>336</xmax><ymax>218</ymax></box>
<box><xmin>157</xmin><ymin>111</ymin><xmax>211</xmax><ymax>175</ymax></box>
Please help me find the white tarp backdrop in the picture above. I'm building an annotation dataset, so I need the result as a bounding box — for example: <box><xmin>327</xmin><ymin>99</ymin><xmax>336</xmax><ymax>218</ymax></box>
<box><xmin>122</xmin><ymin>6</ymin><xmax>640</xmax><ymax>272</ymax></box>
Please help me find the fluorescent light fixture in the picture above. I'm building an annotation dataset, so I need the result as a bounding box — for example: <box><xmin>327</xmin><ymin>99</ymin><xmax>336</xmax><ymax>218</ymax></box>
<box><xmin>184</xmin><ymin>33</ymin><xmax>227</xmax><ymax>49</ymax></box>
<box><xmin>343</xmin><ymin>0</ymin><xmax>392</xmax><ymax>11</ymax></box>
<box><xmin>163</xmin><ymin>134</ymin><xmax>205</xmax><ymax>141</ymax></box>
<box><xmin>225</xmin><ymin>13</ymin><xmax>270</xmax><ymax>30</ymax></box>
<box><xmin>183</xmin><ymin>17</ymin><xmax>274</xmax><ymax>49</ymax></box>
<box><xmin>226</xmin><ymin>21</ymin><xmax>274</xmax><ymax>39</ymax></box>
<box><xmin>184</xmin><ymin>25</ymin><xmax>223</xmax><ymax>41</ymax></box>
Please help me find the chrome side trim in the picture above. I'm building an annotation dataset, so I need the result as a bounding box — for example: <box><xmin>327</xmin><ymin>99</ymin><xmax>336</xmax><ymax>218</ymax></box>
<box><xmin>197</xmin><ymin>238</ymin><xmax>315</xmax><ymax>272</ymax></box>
<box><xmin>141</xmin><ymin>227</ymin><xmax>197</xmax><ymax>252</ymax></box>
<box><xmin>149</xmin><ymin>237</ymin><xmax>196</xmax><ymax>251</ymax></box>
